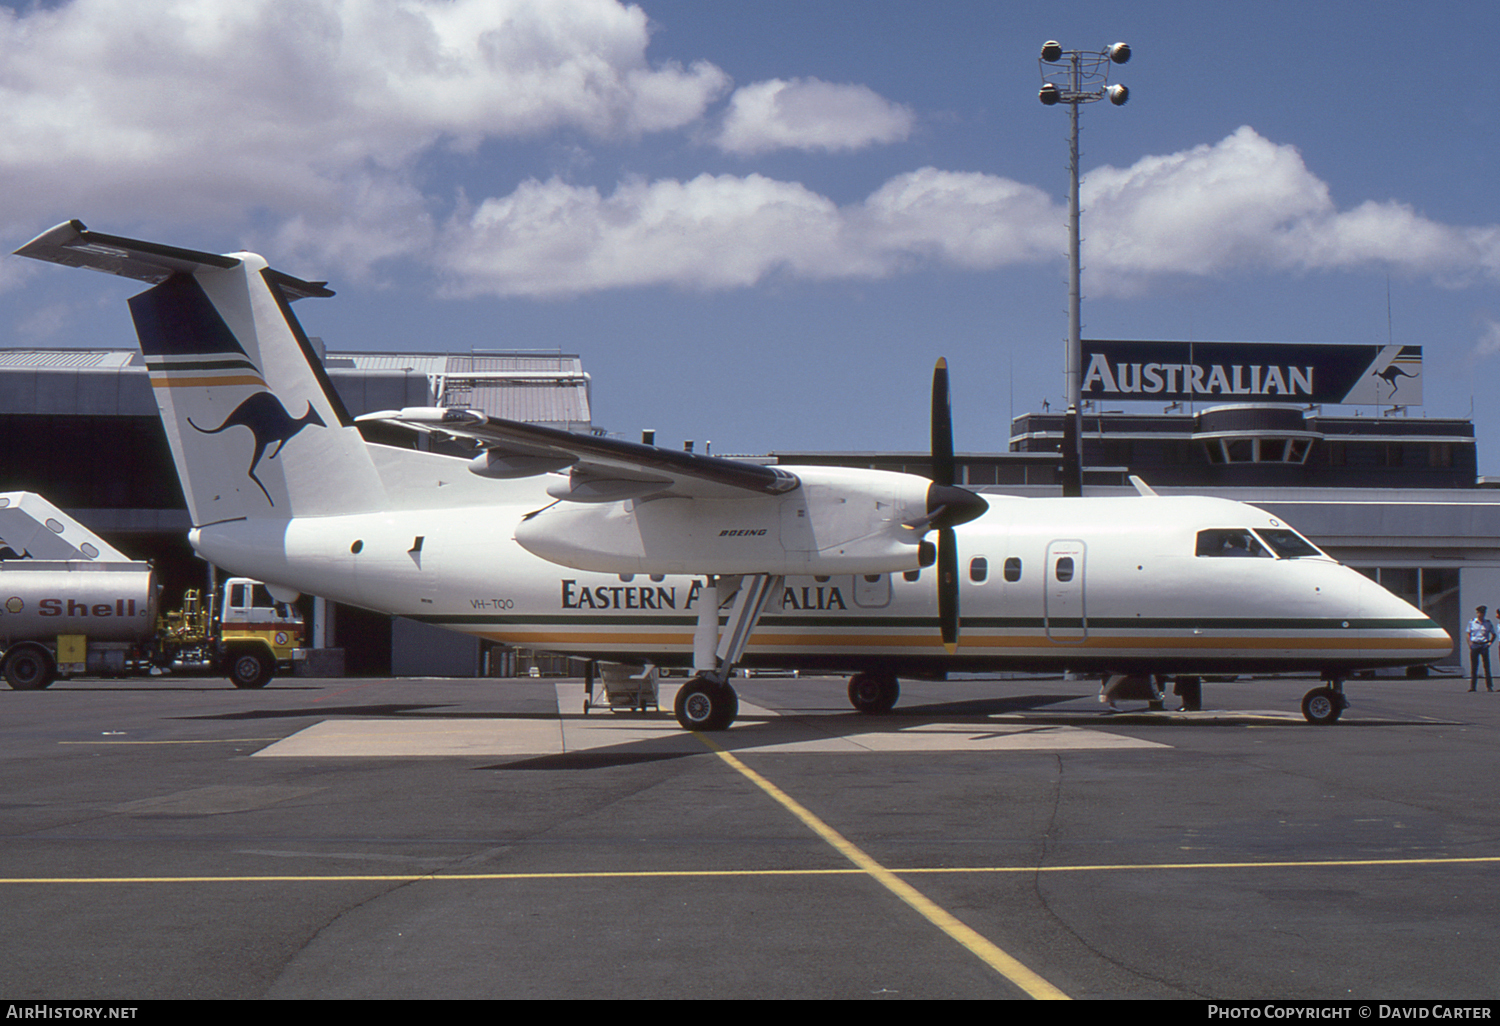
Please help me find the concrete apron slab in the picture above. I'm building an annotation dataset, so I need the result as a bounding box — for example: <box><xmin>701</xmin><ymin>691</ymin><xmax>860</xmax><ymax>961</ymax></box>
<box><xmin>251</xmin><ymin>683</ymin><xmax>1167</xmax><ymax>758</ymax></box>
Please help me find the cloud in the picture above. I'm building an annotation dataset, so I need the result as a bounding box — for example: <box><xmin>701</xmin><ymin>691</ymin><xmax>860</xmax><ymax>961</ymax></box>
<box><xmin>436</xmin><ymin>167</ymin><xmax>1062</xmax><ymax>298</ymax></box>
<box><xmin>1470</xmin><ymin>316</ymin><xmax>1500</xmax><ymax>364</ymax></box>
<box><xmin>434</xmin><ymin>128</ymin><xmax>1500</xmax><ymax>299</ymax></box>
<box><xmin>714</xmin><ymin>78</ymin><xmax>915</xmax><ymax>155</ymax></box>
<box><xmin>437</xmin><ymin>173</ymin><xmax>870</xmax><ymax>296</ymax></box>
<box><xmin>1</xmin><ymin>3</ymin><xmax>1495</xmax><ymax>302</ymax></box>
<box><xmin>0</xmin><ymin>0</ymin><xmax>729</xmax><ymax>273</ymax></box>
<box><xmin>855</xmin><ymin>168</ymin><xmax>1059</xmax><ymax>271</ymax></box>
<box><xmin>1080</xmin><ymin>126</ymin><xmax>1500</xmax><ymax>294</ymax></box>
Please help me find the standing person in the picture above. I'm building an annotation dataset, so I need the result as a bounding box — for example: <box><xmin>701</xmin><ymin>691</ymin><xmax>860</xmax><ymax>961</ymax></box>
<box><xmin>1468</xmin><ymin>606</ymin><xmax>1495</xmax><ymax>692</ymax></box>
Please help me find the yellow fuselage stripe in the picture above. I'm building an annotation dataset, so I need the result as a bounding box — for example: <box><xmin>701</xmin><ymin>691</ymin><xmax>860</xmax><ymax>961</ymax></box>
<box><xmin>473</xmin><ymin>627</ymin><xmax>1448</xmax><ymax>654</ymax></box>
<box><xmin>150</xmin><ymin>374</ymin><xmax>267</xmax><ymax>388</ymax></box>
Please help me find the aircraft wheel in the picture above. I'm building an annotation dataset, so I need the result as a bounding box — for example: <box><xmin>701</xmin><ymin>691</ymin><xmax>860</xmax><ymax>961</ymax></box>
<box><xmin>228</xmin><ymin>649</ymin><xmax>273</xmax><ymax>689</ymax></box>
<box><xmin>3</xmin><ymin>646</ymin><xmax>55</xmax><ymax>690</ymax></box>
<box><xmin>1301</xmin><ymin>687</ymin><xmax>1343</xmax><ymax>725</ymax></box>
<box><xmin>674</xmin><ymin>676</ymin><xmax>738</xmax><ymax>731</ymax></box>
<box><xmin>848</xmin><ymin>672</ymin><xmax>899</xmax><ymax>714</ymax></box>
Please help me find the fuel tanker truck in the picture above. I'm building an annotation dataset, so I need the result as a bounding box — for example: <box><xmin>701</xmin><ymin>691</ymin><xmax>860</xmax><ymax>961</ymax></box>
<box><xmin>0</xmin><ymin>492</ymin><xmax>304</xmax><ymax>690</ymax></box>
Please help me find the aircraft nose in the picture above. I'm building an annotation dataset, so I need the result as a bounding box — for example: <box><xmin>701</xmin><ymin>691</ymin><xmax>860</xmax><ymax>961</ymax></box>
<box><xmin>1351</xmin><ymin>571</ymin><xmax>1453</xmax><ymax>656</ymax></box>
<box><xmin>926</xmin><ymin>483</ymin><xmax>989</xmax><ymax>529</ymax></box>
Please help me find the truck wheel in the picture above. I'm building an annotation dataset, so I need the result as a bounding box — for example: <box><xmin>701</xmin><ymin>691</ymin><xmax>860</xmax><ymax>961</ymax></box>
<box><xmin>228</xmin><ymin>650</ymin><xmax>273</xmax><ymax>689</ymax></box>
<box><xmin>4</xmin><ymin>647</ymin><xmax>56</xmax><ymax>690</ymax></box>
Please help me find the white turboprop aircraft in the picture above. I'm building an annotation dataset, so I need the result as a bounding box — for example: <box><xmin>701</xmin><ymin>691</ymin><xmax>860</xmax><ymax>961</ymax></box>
<box><xmin>15</xmin><ymin>221</ymin><xmax>1451</xmax><ymax>727</ymax></box>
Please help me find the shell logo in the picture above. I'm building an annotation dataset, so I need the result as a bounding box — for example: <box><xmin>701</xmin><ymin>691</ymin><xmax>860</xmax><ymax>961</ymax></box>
<box><xmin>4</xmin><ymin>596</ymin><xmax>22</xmax><ymax>614</ymax></box>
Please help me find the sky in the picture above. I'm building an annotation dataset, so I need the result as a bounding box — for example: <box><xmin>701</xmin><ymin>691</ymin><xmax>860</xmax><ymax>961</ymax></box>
<box><xmin>3</xmin><ymin>0</ymin><xmax>1500</xmax><ymax>472</ymax></box>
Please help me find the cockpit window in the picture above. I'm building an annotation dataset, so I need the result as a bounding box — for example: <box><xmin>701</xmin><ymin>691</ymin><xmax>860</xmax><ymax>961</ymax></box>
<box><xmin>1253</xmin><ymin>527</ymin><xmax>1324</xmax><ymax>559</ymax></box>
<box><xmin>1195</xmin><ymin>528</ymin><xmax>1270</xmax><ymax>558</ymax></box>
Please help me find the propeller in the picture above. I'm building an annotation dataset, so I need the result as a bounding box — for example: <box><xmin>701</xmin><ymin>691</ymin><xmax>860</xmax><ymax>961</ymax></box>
<box><xmin>924</xmin><ymin>358</ymin><xmax>988</xmax><ymax>652</ymax></box>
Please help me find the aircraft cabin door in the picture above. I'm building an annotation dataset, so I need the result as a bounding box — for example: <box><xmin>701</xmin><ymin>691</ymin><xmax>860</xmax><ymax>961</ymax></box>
<box><xmin>1044</xmin><ymin>540</ymin><xmax>1087</xmax><ymax>643</ymax></box>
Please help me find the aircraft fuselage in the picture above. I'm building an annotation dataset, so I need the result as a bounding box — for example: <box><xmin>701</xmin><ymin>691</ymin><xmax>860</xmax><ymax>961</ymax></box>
<box><xmin>190</xmin><ymin>449</ymin><xmax>1449</xmax><ymax>680</ymax></box>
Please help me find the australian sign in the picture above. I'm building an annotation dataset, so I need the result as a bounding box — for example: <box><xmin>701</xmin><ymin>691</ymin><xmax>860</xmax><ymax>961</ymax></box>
<box><xmin>1080</xmin><ymin>341</ymin><xmax>1422</xmax><ymax>406</ymax></box>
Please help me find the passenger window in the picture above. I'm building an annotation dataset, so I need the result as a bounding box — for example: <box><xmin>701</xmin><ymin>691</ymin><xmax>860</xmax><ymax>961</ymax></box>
<box><xmin>969</xmin><ymin>557</ymin><xmax>988</xmax><ymax>583</ymax></box>
<box><xmin>903</xmin><ymin>569</ymin><xmax>921</xmax><ymax>582</ymax></box>
<box><xmin>1004</xmin><ymin>557</ymin><xmax>1022</xmax><ymax>582</ymax></box>
<box><xmin>1055</xmin><ymin>557</ymin><xmax>1074</xmax><ymax>582</ymax></box>
<box><xmin>1196</xmin><ymin>529</ymin><xmax>1270</xmax><ymax>558</ymax></box>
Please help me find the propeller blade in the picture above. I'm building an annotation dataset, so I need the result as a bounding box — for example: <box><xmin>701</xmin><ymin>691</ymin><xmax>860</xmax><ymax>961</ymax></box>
<box><xmin>931</xmin><ymin>358</ymin><xmax>955</xmax><ymax>487</ymax></box>
<box><xmin>938</xmin><ymin>525</ymin><xmax>959</xmax><ymax>652</ymax></box>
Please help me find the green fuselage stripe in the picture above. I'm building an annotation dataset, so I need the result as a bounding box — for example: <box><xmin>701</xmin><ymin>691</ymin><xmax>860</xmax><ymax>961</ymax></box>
<box><xmin>407</xmin><ymin>613</ymin><xmax>1438</xmax><ymax>632</ymax></box>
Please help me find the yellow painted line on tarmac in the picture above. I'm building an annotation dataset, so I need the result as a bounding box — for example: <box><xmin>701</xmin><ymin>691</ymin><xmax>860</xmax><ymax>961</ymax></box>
<box><xmin>914</xmin><ymin>855</ymin><xmax>1500</xmax><ymax>873</ymax></box>
<box><xmin>3</xmin><ymin>854</ymin><xmax>1497</xmax><ymax>887</ymax></box>
<box><xmin>693</xmin><ymin>732</ymin><xmax>1070</xmax><ymax>1001</ymax></box>
<box><xmin>0</xmin><ymin>869</ymin><xmax>868</xmax><ymax>884</ymax></box>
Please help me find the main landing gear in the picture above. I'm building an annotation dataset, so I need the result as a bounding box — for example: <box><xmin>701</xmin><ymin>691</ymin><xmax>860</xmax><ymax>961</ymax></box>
<box><xmin>674</xmin><ymin>675</ymin><xmax>739</xmax><ymax>732</ymax></box>
<box><xmin>848</xmin><ymin>671</ymin><xmax>900</xmax><ymax>714</ymax></box>
<box><xmin>674</xmin><ymin>573</ymin><xmax>782</xmax><ymax>731</ymax></box>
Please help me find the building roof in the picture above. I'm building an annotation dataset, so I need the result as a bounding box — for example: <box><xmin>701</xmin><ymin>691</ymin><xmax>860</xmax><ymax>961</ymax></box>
<box><xmin>0</xmin><ymin>350</ymin><xmax>137</xmax><ymax>369</ymax></box>
<box><xmin>0</xmin><ymin>347</ymin><xmax>593</xmax><ymax>430</ymax></box>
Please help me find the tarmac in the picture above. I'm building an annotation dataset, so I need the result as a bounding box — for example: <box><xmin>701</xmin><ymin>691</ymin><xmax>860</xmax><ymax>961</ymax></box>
<box><xmin>1</xmin><ymin>669</ymin><xmax>1497</xmax><ymax>1000</ymax></box>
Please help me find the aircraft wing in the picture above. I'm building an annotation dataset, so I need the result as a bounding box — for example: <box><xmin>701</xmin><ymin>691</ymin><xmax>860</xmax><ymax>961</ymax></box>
<box><xmin>357</xmin><ymin>407</ymin><xmax>801</xmax><ymax>502</ymax></box>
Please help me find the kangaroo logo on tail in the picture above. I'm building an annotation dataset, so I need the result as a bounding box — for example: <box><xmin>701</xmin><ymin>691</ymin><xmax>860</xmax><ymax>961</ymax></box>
<box><xmin>188</xmin><ymin>393</ymin><xmax>326</xmax><ymax>507</ymax></box>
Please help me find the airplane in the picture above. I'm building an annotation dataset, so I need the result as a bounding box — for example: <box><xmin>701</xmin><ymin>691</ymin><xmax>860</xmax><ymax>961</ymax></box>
<box><xmin>14</xmin><ymin>220</ymin><xmax>1452</xmax><ymax>728</ymax></box>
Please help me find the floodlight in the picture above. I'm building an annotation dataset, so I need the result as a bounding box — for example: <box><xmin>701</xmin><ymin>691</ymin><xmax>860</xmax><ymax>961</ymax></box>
<box><xmin>1033</xmin><ymin>39</ymin><xmax>1135</xmax><ymax>498</ymax></box>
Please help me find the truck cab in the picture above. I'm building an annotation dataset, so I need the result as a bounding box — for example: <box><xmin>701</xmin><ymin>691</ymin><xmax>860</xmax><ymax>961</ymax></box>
<box><xmin>216</xmin><ymin>577</ymin><xmax>305</xmax><ymax>688</ymax></box>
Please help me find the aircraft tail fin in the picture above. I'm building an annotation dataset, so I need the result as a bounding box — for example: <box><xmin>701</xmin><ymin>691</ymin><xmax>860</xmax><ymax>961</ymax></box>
<box><xmin>15</xmin><ymin>221</ymin><xmax>386</xmax><ymax>524</ymax></box>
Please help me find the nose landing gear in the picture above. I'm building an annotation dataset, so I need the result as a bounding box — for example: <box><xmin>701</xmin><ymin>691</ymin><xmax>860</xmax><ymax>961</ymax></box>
<box><xmin>1301</xmin><ymin>679</ymin><xmax>1348</xmax><ymax>725</ymax></box>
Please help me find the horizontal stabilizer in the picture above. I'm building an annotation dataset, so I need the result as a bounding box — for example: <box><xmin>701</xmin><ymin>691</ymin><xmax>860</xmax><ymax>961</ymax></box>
<box><xmin>14</xmin><ymin>220</ymin><xmax>333</xmax><ymax>299</ymax></box>
<box><xmin>359</xmin><ymin>407</ymin><xmax>801</xmax><ymax>500</ymax></box>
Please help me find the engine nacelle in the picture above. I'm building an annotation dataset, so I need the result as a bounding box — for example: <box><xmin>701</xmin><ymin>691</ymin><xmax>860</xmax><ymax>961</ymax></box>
<box><xmin>514</xmin><ymin>465</ymin><xmax>934</xmax><ymax>576</ymax></box>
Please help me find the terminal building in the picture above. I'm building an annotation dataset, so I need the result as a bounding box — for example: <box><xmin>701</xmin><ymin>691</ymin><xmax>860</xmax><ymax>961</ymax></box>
<box><xmin>1</xmin><ymin>342</ymin><xmax>1494</xmax><ymax>674</ymax></box>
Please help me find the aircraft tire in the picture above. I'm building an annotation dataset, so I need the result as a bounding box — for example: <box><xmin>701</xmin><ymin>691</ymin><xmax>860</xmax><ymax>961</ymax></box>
<box><xmin>674</xmin><ymin>676</ymin><xmax>737</xmax><ymax>731</ymax></box>
<box><xmin>848</xmin><ymin>672</ymin><xmax>900</xmax><ymax>714</ymax></box>
<box><xmin>3</xmin><ymin>646</ymin><xmax>55</xmax><ymax>690</ymax></box>
<box><xmin>1301</xmin><ymin>687</ymin><xmax>1342</xmax><ymax>725</ymax></box>
<box><xmin>227</xmin><ymin>649</ymin><xmax>273</xmax><ymax>690</ymax></box>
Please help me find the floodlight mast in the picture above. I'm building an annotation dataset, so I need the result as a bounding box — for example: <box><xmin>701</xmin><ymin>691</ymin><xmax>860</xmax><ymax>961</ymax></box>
<box><xmin>1038</xmin><ymin>41</ymin><xmax>1130</xmax><ymax>497</ymax></box>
